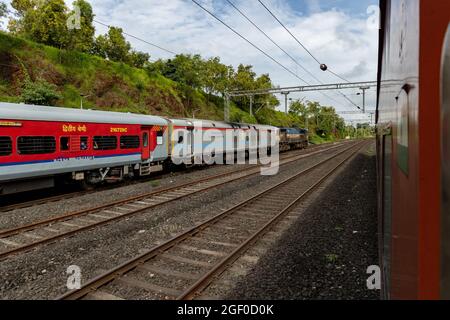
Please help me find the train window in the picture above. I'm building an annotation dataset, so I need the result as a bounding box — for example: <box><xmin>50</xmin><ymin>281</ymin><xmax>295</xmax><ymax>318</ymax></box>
<box><xmin>80</xmin><ymin>137</ymin><xmax>88</xmax><ymax>151</ymax></box>
<box><xmin>142</xmin><ymin>132</ymin><xmax>148</xmax><ymax>148</ymax></box>
<box><xmin>60</xmin><ymin>137</ymin><xmax>70</xmax><ymax>151</ymax></box>
<box><xmin>93</xmin><ymin>136</ymin><xmax>117</xmax><ymax>150</ymax></box>
<box><xmin>0</xmin><ymin>137</ymin><xmax>12</xmax><ymax>156</ymax></box>
<box><xmin>120</xmin><ymin>136</ymin><xmax>140</xmax><ymax>149</ymax></box>
<box><xmin>157</xmin><ymin>130</ymin><xmax>164</xmax><ymax>145</ymax></box>
<box><xmin>178</xmin><ymin>135</ymin><xmax>184</xmax><ymax>144</ymax></box>
<box><xmin>17</xmin><ymin>136</ymin><xmax>56</xmax><ymax>155</ymax></box>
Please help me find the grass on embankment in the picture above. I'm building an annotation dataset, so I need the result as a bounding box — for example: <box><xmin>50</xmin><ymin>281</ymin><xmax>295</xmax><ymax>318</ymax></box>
<box><xmin>0</xmin><ymin>31</ymin><xmax>327</xmax><ymax>131</ymax></box>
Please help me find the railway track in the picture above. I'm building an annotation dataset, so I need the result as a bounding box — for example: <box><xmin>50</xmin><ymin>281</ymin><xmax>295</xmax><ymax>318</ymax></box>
<box><xmin>0</xmin><ymin>141</ymin><xmax>352</xmax><ymax>260</ymax></box>
<box><xmin>57</xmin><ymin>140</ymin><xmax>367</xmax><ymax>300</ymax></box>
<box><xmin>0</xmin><ymin>142</ymin><xmax>337</xmax><ymax>213</ymax></box>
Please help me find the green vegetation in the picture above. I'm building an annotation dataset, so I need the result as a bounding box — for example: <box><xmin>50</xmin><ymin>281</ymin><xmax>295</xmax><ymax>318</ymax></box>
<box><xmin>0</xmin><ymin>0</ymin><xmax>371</xmax><ymax>141</ymax></box>
<box><xmin>0</xmin><ymin>31</ymin><xmax>289</xmax><ymax>123</ymax></box>
<box><xmin>325</xmin><ymin>254</ymin><xmax>339</xmax><ymax>263</ymax></box>
<box><xmin>150</xmin><ymin>180</ymin><xmax>160</xmax><ymax>188</ymax></box>
<box><xmin>20</xmin><ymin>78</ymin><xmax>61</xmax><ymax>105</ymax></box>
<box><xmin>7</xmin><ymin>0</ymin><xmax>148</xmax><ymax>68</ymax></box>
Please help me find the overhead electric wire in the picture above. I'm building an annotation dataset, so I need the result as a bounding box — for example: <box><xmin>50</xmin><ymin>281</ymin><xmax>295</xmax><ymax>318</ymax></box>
<box><xmin>249</xmin><ymin>0</ymin><xmax>360</xmax><ymax>110</ymax></box>
<box><xmin>257</xmin><ymin>0</ymin><xmax>321</xmax><ymax>65</ymax></box>
<box><xmin>257</xmin><ymin>0</ymin><xmax>352</xmax><ymax>85</ymax></box>
<box><xmin>327</xmin><ymin>69</ymin><xmax>350</xmax><ymax>83</ymax></box>
<box><xmin>217</xmin><ymin>0</ymin><xmax>349</xmax><ymax>110</ymax></box>
<box><xmin>93</xmin><ymin>19</ymin><xmax>178</xmax><ymax>56</ymax></box>
<box><xmin>190</xmin><ymin>0</ymin><xmax>308</xmax><ymax>85</ymax></box>
<box><xmin>224</xmin><ymin>0</ymin><xmax>319</xmax><ymax>85</ymax></box>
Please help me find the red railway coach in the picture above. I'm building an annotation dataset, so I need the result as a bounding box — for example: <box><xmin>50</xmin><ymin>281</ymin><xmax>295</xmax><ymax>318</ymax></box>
<box><xmin>0</xmin><ymin>103</ymin><xmax>169</xmax><ymax>195</ymax></box>
<box><xmin>377</xmin><ymin>0</ymin><xmax>450</xmax><ymax>299</ymax></box>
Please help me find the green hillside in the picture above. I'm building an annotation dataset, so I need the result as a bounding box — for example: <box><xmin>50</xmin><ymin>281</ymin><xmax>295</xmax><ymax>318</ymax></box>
<box><xmin>0</xmin><ymin>32</ymin><xmax>297</xmax><ymax>126</ymax></box>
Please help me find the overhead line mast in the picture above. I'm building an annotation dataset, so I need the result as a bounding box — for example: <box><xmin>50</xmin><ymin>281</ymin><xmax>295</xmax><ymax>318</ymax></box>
<box><xmin>225</xmin><ymin>81</ymin><xmax>376</xmax><ymax>121</ymax></box>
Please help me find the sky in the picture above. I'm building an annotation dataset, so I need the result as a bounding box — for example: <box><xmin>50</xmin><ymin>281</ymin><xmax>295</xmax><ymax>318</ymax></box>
<box><xmin>1</xmin><ymin>0</ymin><xmax>380</xmax><ymax>124</ymax></box>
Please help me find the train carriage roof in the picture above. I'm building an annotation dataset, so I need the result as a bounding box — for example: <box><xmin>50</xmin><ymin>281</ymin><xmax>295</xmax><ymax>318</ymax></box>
<box><xmin>168</xmin><ymin>118</ymin><xmax>194</xmax><ymax>127</ymax></box>
<box><xmin>229</xmin><ymin>122</ymin><xmax>278</xmax><ymax>131</ymax></box>
<box><xmin>0</xmin><ymin>102</ymin><xmax>168</xmax><ymax>126</ymax></box>
<box><xmin>252</xmin><ymin>124</ymin><xmax>279</xmax><ymax>131</ymax></box>
<box><xmin>182</xmin><ymin>118</ymin><xmax>234</xmax><ymax>129</ymax></box>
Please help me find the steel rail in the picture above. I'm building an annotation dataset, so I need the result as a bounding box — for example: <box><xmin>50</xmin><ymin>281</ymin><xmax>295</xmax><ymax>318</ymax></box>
<box><xmin>177</xmin><ymin>141</ymin><xmax>368</xmax><ymax>299</ymax></box>
<box><xmin>0</xmin><ymin>142</ymin><xmax>342</xmax><ymax>237</ymax></box>
<box><xmin>0</xmin><ymin>142</ymin><xmax>352</xmax><ymax>260</ymax></box>
<box><xmin>57</xmin><ymin>140</ymin><xmax>364</xmax><ymax>300</ymax></box>
<box><xmin>0</xmin><ymin>143</ymin><xmax>333</xmax><ymax>213</ymax></box>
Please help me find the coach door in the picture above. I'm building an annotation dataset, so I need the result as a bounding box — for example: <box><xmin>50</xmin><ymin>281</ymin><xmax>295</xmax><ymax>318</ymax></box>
<box><xmin>186</xmin><ymin>126</ymin><xmax>194</xmax><ymax>159</ymax></box>
<box><xmin>141</xmin><ymin>127</ymin><xmax>151</xmax><ymax>161</ymax></box>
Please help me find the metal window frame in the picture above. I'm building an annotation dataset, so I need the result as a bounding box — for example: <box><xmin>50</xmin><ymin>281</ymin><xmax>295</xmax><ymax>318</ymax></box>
<box><xmin>0</xmin><ymin>136</ymin><xmax>13</xmax><ymax>156</ymax></box>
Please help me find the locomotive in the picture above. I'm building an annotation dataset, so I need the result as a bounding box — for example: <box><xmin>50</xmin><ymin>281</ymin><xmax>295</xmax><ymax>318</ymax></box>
<box><xmin>279</xmin><ymin>127</ymin><xmax>309</xmax><ymax>152</ymax></box>
<box><xmin>0</xmin><ymin>102</ymin><xmax>308</xmax><ymax>195</ymax></box>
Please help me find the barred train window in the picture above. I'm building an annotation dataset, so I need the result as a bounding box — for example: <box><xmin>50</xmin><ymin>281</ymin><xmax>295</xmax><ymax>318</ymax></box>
<box><xmin>0</xmin><ymin>137</ymin><xmax>12</xmax><ymax>156</ymax></box>
<box><xmin>60</xmin><ymin>137</ymin><xmax>70</xmax><ymax>151</ymax></box>
<box><xmin>80</xmin><ymin>137</ymin><xmax>88</xmax><ymax>151</ymax></box>
<box><xmin>93</xmin><ymin>136</ymin><xmax>117</xmax><ymax>150</ymax></box>
<box><xmin>17</xmin><ymin>136</ymin><xmax>56</xmax><ymax>155</ymax></box>
<box><xmin>120</xmin><ymin>136</ymin><xmax>140</xmax><ymax>149</ymax></box>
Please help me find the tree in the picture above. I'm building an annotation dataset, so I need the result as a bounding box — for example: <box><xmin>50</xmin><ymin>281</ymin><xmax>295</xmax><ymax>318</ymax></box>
<box><xmin>91</xmin><ymin>33</ymin><xmax>108</xmax><ymax>58</ymax></box>
<box><xmin>68</xmin><ymin>0</ymin><xmax>95</xmax><ymax>53</ymax></box>
<box><xmin>289</xmin><ymin>100</ymin><xmax>308</xmax><ymax>128</ymax></box>
<box><xmin>128</xmin><ymin>50</ymin><xmax>150</xmax><ymax>68</ymax></box>
<box><xmin>232</xmin><ymin>64</ymin><xmax>257</xmax><ymax>91</ymax></box>
<box><xmin>8</xmin><ymin>0</ymin><xmax>38</xmax><ymax>35</ymax></box>
<box><xmin>230</xmin><ymin>65</ymin><xmax>279</xmax><ymax>112</ymax></box>
<box><xmin>30</xmin><ymin>0</ymin><xmax>69</xmax><ymax>48</ymax></box>
<box><xmin>289</xmin><ymin>100</ymin><xmax>307</xmax><ymax>116</ymax></box>
<box><xmin>203</xmin><ymin>57</ymin><xmax>232</xmax><ymax>96</ymax></box>
<box><xmin>158</xmin><ymin>54</ymin><xmax>204</xmax><ymax>88</ymax></box>
<box><xmin>93</xmin><ymin>27</ymin><xmax>131</xmax><ymax>63</ymax></box>
<box><xmin>254</xmin><ymin>73</ymin><xmax>278</xmax><ymax>108</ymax></box>
<box><xmin>9</xmin><ymin>0</ymin><xmax>70</xmax><ymax>48</ymax></box>
<box><xmin>10</xmin><ymin>0</ymin><xmax>35</xmax><ymax>16</ymax></box>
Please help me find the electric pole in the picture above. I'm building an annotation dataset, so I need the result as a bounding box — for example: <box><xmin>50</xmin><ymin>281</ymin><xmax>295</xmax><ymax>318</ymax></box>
<box><xmin>281</xmin><ymin>91</ymin><xmax>290</xmax><ymax>114</ymax></box>
<box><xmin>359</xmin><ymin>86</ymin><xmax>370</xmax><ymax>113</ymax></box>
<box><xmin>80</xmin><ymin>94</ymin><xmax>91</xmax><ymax>110</ymax></box>
<box><xmin>224</xmin><ymin>93</ymin><xmax>230</xmax><ymax>121</ymax></box>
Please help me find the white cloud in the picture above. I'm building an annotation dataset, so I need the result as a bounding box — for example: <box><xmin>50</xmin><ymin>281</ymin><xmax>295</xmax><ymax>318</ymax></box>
<box><xmin>1</xmin><ymin>0</ymin><xmax>378</xmax><ymax>120</ymax></box>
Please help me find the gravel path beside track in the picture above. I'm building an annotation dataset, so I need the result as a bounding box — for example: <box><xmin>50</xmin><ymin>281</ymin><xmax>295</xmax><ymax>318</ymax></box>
<box><xmin>226</xmin><ymin>142</ymin><xmax>378</xmax><ymax>300</ymax></box>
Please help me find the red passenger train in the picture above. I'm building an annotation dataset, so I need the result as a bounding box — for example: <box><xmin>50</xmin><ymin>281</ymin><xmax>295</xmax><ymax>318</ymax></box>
<box><xmin>0</xmin><ymin>103</ymin><xmax>169</xmax><ymax>194</ymax></box>
<box><xmin>0</xmin><ymin>103</ymin><xmax>288</xmax><ymax>196</ymax></box>
<box><xmin>377</xmin><ymin>0</ymin><xmax>450</xmax><ymax>299</ymax></box>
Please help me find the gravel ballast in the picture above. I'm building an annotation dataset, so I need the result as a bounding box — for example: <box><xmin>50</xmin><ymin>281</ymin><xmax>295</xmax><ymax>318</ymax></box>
<box><xmin>0</xmin><ymin>144</ymin><xmax>341</xmax><ymax>230</ymax></box>
<box><xmin>227</xmin><ymin>142</ymin><xmax>379</xmax><ymax>300</ymax></box>
<box><xmin>0</xmin><ymin>145</ymin><xmax>348</xmax><ymax>299</ymax></box>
